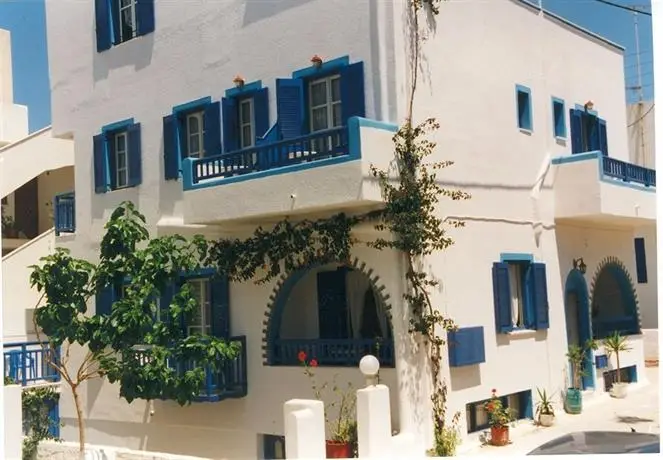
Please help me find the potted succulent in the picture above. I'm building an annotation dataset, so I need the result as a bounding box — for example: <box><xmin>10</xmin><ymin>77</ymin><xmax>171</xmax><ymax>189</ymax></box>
<box><xmin>299</xmin><ymin>351</ymin><xmax>357</xmax><ymax>458</ymax></box>
<box><xmin>565</xmin><ymin>339</ymin><xmax>598</xmax><ymax>415</ymax></box>
<box><xmin>603</xmin><ymin>331</ymin><xmax>632</xmax><ymax>399</ymax></box>
<box><xmin>484</xmin><ymin>389</ymin><xmax>515</xmax><ymax>446</ymax></box>
<box><xmin>535</xmin><ymin>388</ymin><xmax>555</xmax><ymax>427</ymax></box>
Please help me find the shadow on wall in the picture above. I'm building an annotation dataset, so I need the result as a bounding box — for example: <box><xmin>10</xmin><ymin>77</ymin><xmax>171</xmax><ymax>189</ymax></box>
<box><xmin>92</xmin><ymin>32</ymin><xmax>155</xmax><ymax>83</ymax></box>
<box><xmin>450</xmin><ymin>365</ymin><xmax>481</xmax><ymax>391</ymax></box>
<box><xmin>242</xmin><ymin>0</ymin><xmax>316</xmax><ymax>27</ymax></box>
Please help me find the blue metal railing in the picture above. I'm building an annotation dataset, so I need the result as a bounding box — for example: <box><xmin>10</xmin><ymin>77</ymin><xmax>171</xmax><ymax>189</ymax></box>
<box><xmin>191</xmin><ymin>127</ymin><xmax>348</xmax><ymax>184</ymax></box>
<box><xmin>3</xmin><ymin>342</ymin><xmax>60</xmax><ymax>386</ymax></box>
<box><xmin>54</xmin><ymin>192</ymin><xmax>75</xmax><ymax>235</ymax></box>
<box><xmin>602</xmin><ymin>157</ymin><xmax>656</xmax><ymax>187</ymax></box>
<box><xmin>271</xmin><ymin>338</ymin><xmax>395</xmax><ymax>367</ymax></box>
<box><xmin>592</xmin><ymin>316</ymin><xmax>640</xmax><ymax>339</ymax></box>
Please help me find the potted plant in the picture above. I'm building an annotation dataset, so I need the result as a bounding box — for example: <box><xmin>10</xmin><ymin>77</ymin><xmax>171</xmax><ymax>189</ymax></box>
<box><xmin>1</xmin><ymin>208</ymin><xmax>18</xmax><ymax>238</ymax></box>
<box><xmin>535</xmin><ymin>388</ymin><xmax>555</xmax><ymax>427</ymax></box>
<box><xmin>603</xmin><ymin>331</ymin><xmax>632</xmax><ymax>399</ymax></box>
<box><xmin>299</xmin><ymin>351</ymin><xmax>357</xmax><ymax>458</ymax></box>
<box><xmin>565</xmin><ymin>339</ymin><xmax>598</xmax><ymax>415</ymax></box>
<box><xmin>484</xmin><ymin>389</ymin><xmax>515</xmax><ymax>446</ymax></box>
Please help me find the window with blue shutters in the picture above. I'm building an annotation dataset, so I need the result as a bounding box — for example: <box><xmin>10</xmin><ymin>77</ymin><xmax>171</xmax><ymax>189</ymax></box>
<box><xmin>492</xmin><ymin>257</ymin><xmax>550</xmax><ymax>333</ymax></box>
<box><xmin>163</xmin><ymin>99</ymin><xmax>221</xmax><ymax>180</ymax></box>
<box><xmin>552</xmin><ymin>97</ymin><xmax>566</xmax><ymax>138</ymax></box>
<box><xmin>95</xmin><ymin>0</ymin><xmax>155</xmax><ymax>52</ymax></box>
<box><xmin>634</xmin><ymin>237</ymin><xmax>648</xmax><ymax>283</ymax></box>
<box><xmin>93</xmin><ymin>120</ymin><xmax>142</xmax><ymax>193</ymax></box>
<box><xmin>221</xmin><ymin>83</ymin><xmax>270</xmax><ymax>153</ymax></box>
<box><xmin>570</xmin><ymin>108</ymin><xmax>608</xmax><ymax>155</ymax></box>
<box><xmin>515</xmin><ymin>85</ymin><xmax>532</xmax><ymax>131</ymax></box>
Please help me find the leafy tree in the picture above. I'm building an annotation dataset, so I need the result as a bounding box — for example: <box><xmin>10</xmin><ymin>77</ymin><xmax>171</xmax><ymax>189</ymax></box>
<box><xmin>30</xmin><ymin>201</ymin><xmax>239</xmax><ymax>456</ymax></box>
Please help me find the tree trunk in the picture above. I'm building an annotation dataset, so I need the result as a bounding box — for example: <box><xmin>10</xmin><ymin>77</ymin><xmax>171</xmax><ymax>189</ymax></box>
<box><xmin>71</xmin><ymin>384</ymin><xmax>86</xmax><ymax>459</ymax></box>
<box><xmin>615</xmin><ymin>352</ymin><xmax>621</xmax><ymax>383</ymax></box>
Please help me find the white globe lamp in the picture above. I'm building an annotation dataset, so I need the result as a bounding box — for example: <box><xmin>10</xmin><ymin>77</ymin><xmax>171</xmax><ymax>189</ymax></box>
<box><xmin>359</xmin><ymin>354</ymin><xmax>380</xmax><ymax>386</ymax></box>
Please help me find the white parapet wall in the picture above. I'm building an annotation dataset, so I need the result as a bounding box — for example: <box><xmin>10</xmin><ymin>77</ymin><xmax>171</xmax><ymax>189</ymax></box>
<box><xmin>4</xmin><ymin>384</ymin><xmax>23</xmax><ymax>460</ymax></box>
<box><xmin>37</xmin><ymin>441</ymin><xmax>214</xmax><ymax>460</ymax></box>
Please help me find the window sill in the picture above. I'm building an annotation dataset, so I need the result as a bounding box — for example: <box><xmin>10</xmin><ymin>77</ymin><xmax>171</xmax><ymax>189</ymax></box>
<box><xmin>519</xmin><ymin>128</ymin><xmax>533</xmax><ymax>136</ymax></box>
<box><xmin>506</xmin><ymin>329</ymin><xmax>537</xmax><ymax>338</ymax></box>
<box><xmin>555</xmin><ymin>136</ymin><xmax>567</xmax><ymax>144</ymax></box>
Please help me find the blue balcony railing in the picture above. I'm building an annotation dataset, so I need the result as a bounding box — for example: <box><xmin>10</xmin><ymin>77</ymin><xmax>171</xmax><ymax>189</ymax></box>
<box><xmin>191</xmin><ymin>127</ymin><xmax>348</xmax><ymax>185</ymax></box>
<box><xmin>54</xmin><ymin>192</ymin><xmax>75</xmax><ymax>235</ymax></box>
<box><xmin>131</xmin><ymin>336</ymin><xmax>248</xmax><ymax>402</ymax></box>
<box><xmin>271</xmin><ymin>338</ymin><xmax>395</xmax><ymax>367</ymax></box>
<box><xmin>3</xmin><ymin>342</ymin><xmax>60</xmax><ymax>386</ymax></box>
<box><xmin>602</xmin><ymin>157</ymin><xmax>656</xmax><ymax>187</ymax></box>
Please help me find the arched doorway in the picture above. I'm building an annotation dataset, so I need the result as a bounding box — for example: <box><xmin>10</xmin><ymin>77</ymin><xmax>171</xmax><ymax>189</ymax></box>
<box><xmin>564</xmin><ymin>269</ymin><xmax>594</xmax><ymax>389</ymax></box>
<box><xmin>590</xmin><ymin>258</ymin><xmax>640</xmax><ymax>339</ymax></box>
<box><xmin>264</xmin><ymin>261</ymin><xmax>395</xmax><ymax>367</ymax></box>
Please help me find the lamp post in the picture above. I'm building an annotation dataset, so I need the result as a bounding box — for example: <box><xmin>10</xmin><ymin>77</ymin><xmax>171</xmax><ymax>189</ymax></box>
<box><xmin>359</xmin><ymin>354</ymin><xmax>380</xmax><ymax>387</ymax></box>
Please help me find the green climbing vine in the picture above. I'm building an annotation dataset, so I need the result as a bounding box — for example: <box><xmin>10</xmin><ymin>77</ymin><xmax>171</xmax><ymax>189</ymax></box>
<box><xmin>4</xmin><ymin>377</ymin><xmax>61</xmax><ymax>460</ymax></box>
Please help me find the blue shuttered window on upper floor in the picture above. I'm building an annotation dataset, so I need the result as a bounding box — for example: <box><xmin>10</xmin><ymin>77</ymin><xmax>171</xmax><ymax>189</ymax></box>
<box><xmin>492</xmin><ymin>259</ymin><xmax>550</xmax><ymax>333</ymax></box>
<box><xmin>276</xmin><ymin>60</ymin><xmax>365</xmax><ymax>140</ymax></box>
<box><xmin>634</xmin><ymin>237</ymin><xmax>648</xmax><ymax>283</ymax></box>
<box><xmin>93</xmin><ymin>121</ymin><xmax>142</xmax><ymax>193</ymax></box>
<box><xmin>95</xmin><ymin>0</ymin><xmax>155</xmax><ymax>53</ymax></box>
<box><xmin>222</xmin><ymin>84</ymin><xmax>270</xmax><ymax>153</ymax></box>
<box><xmin>163</xmin><ymin>99</ymin><xmax>221</xmax><ymax>180</ymax></box>
<box><xmin>569</xmin><ymin>108</ymin><xmax>608</xmax><ymax>155</ymax></box>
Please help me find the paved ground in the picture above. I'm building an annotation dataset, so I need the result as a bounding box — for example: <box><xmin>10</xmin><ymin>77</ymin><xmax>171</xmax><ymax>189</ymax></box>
<box><xmin>458</xmin><ymin>367</ymin><xmax>660</xmax><ymax>456</ymax></box>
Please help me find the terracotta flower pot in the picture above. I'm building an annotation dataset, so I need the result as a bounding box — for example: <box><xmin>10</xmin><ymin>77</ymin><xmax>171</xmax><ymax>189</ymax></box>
<box><xmin>325</xmin><ymin>440</ymin><xmax>352</xmax><ymax>458</ymax></box>
<box><xmin>490</xmin><ymin>425</ymin><xmax>510</xmax><ymax>446</ymax></box>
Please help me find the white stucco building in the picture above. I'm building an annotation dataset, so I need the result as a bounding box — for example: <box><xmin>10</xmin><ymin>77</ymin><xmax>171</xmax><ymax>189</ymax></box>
<box><xmin>42</xmin><ymin>0</ymin><xmax>656</xmax><ymax>458</ymax></box>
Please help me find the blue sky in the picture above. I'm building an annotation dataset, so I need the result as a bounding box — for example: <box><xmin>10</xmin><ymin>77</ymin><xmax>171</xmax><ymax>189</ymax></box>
<box><xmin>0</xmin><ymin>0</ymin><xmax>655</xmax><ymax>133</ymax></box>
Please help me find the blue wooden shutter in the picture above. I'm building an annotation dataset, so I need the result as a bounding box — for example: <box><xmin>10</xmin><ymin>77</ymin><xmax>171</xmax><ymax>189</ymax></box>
<box><xmin>588</xmin><ymin>114</ymin><xmax>600</xmax><ymax>152</ymax></box>
<box><xmin>276</xmin><ymin>78</ymin><xmax>304</xmax><ymax>140</ymax></box>
<box><xmin>127</xmin><ymin>123</ymin><xmax>143</xmax><ymax>187</ymax></box>
<box><xmin>634</xmin><ymin>237</ymin><xmax>648</xmax><ymax>283</ymax></box>
<box><xmin>107</xmin><ymin>134</ymin><xmax>118</xmax><ymax>190</ymax></box>
<box><xmin>570</xmin><ymin>109</ymin><xmax>582</xmax><ymax>154</ymax></box>
<box><xmin>93</xmin><ymin>134</ymin><xmax>109</xmax><ymax>193</ymax></box>
<box><xmin>222</xmin><ymin>97</ymin><xmax>239</xmax><ymax>153</ymax></box>
<box><xmin>532</xmin><ymin>263</ymin><xmax>550</xmax><ymax>330</ymax></box>
<box><xmin>523</xmin><ymin>264</ymin><xmax>536</xmax><ymax>329</ymax></box>
<box><xmin>254</xmin><ymin>88</ymin><xmax>270</xmax><ymax>139</ymax></box>
<box><xmin>110</xmin><ymin>0</ymin><xmax>121</xmax><ymax>45</ymax></box>
<box><xmin>163</xmin><ymin>115</ymin><xmax>179</xmax><ymax>180</ymax></box>
<box><xmin>204</xmin><ymin>101</ymin><xmax>221</xmax><ymax>156</ymax></box>
<box><xmin>211</xmin><ymin>276</ymin><xmax>230</xmax><ymax>338</ymax></box>
<box><xmin>47</xmin><ymin>399</ymin><xmax>60</xmax><ymax>438</ymax></box>
<box><xmin>447</xmin><ymin>327</ymin><xmax>485</xmax><ymax>367</ymax></box>
<box><xmin>519</xmin><ymin>391</ymin><xmax>533</xmax><ymax>419</ymax></box>
<box><xmin>96</xmin><ymin>284</ymin><xmax>115</xmax><ymax>316</ymax></box>
<box><xmin>316</xmin><ymin>270</ymin><xmax>349</xmax><ymax>339</ymax></box>
<box><xmin>340</xmin><ymin>62</ymin><xmax>366</xmax><ymax>124</ymax></box>
<box><xmin>492</xmin><ymin>262</ymin><xmax>513</xmax><ymax>333</ymax></box>
<box><xmin>135</xmin><ymin>0</ymin><xmax>155</xmax><ymax>36</ymax></box>
<box><xmin>598</xmin><ymin>118</ymin><xmax>608</xmax><ymax>156</ymax></box>
<box><xmin>94</xmin><ymin>0</ymin><xmax>112</xmax><ymax>52</ymax></box>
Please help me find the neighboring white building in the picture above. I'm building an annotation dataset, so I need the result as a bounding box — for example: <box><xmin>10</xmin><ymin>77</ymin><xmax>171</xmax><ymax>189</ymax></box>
<box><xmin>1</xmin><ymin>27</ymin><xmax>74</xmax><ymax>436</ymax></box>
<box><xmin>43</xmin><ymin>0</ymin><xmax>656</xmax><ymax>458</ymax></box>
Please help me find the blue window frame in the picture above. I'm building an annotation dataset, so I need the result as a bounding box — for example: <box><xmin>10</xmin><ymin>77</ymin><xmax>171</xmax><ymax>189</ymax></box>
<box><xmin>515</xmin><ymin>85</ymin><xmax>533</xmax><ymax>131</ymax></box>
<box><xmin>466</xmin><ymin>390</ymin><xmax>532</xmax><ymax>433</ymax></box>
<box><xmin>492</xmin><ymin>254</ymin><xmax>549</xmax><ymax>333</ymax></box>
<box><xmin>552</xmin><ymin>97</ymin><xmax>566</xmax><ymax>138</ymax></box>
<box><xmin>634</xmin><ymin>237</ymin><xmax>648</xmax><ymax>284</ymax></box>
<box><xmin>95</xmin><ymin>0</ymin><xmax>155</xmax><ymax>52</ymax></box>
<box><xmin>275</xmin><ymin>56</ymin><xmax>366</xmax><ymax>141</ymax></box>
<box><xmin>163</xmin><ymin>98</ymin><xmax>221</xmax><ymax>180</ymax></box>
<box><xmin>93</xmin><ymin>119</ymin><xmax>142</xmax><ymax>193</ymax></box>
<box><xmin>570</xmin><ymin>106</ymin><xmax>608</xmax><ymax>155</ymax></box>
<box><xmin>222</xmin><ymin>81</ymin><xmax>270</xmax><ymax>153</ymax></box>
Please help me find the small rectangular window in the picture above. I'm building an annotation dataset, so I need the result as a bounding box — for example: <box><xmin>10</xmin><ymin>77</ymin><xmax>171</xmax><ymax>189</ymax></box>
<box><xmin>187</xmin><ymin>278</ymin><xmax>212</xmax><ymax>336</ymax></box>
<box><xmin>516</xmin><ymin>85</ymin><xmax>532</xmax><ymax>131</ymax></box>
<box><xmin>114</xmin><ymin>132</ymin><xmax>129</xmax><ymax>188</ymax></box>
<box><xmin>118</xmin><ymin>0</ymin><xmax>137</xmax><ymax>43</ymax></box>
<box><xmin>186</xmin><ymin>111</ymin><xmax>205</xmax><ymax>158</ymax></box>
<box><xmin>552</xmin><ymin>98</ymin><xmax>566</xmax><ymax>138</ymax></box>
<box><xmin>634</xmin><ymin>237</ymin><xmax>648</xmax><ymax>283</ymax></box>
<box><xmin>238</xmin><ymin>98</ymin><xmax>255</xmax><ymax>149</ymax></box>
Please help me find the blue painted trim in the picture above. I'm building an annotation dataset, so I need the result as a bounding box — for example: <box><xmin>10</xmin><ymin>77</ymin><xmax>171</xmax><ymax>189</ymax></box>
<box><xmin>173</xmin><ymin>97</ymin><xmax>212</xmax><ymax>114</ymax></box>
<box><xmin>292</xmin><ymin>55</ymin><xmax>350</xmax><ymax>79</ymax></box>
<box><xmin>182</xmin><ymin>117</ymin><xmax>398</xmax><ymax>191</ymax></box>
<box><xmin>564</xmin><ymin>268</ymin><xmax>594</xmax><ymax>390</ymax></box>
<box><xmin>225</xmin><ymin>80</ymin><xmax>263</xmax><ymax>98</ymax></box>
<box><xmin>515</xmin><ymin>84</ymin><xmax>533</xmax><ymax>132</ymax></box>
<box><xmin>551</xmin><ymin>151</ymin><xmax>656</xmax><ymax>193</ymax></box>
<box><xmin>551</xmin><ymin>97</ymin><xmax>566</xmax><ymax>139</ymax></box>
<box><xmin>500</xmin><ymin>253</ymin><xmax>534</xmax><ymax>262</ymax></box>
<box><xmin>180</xmin><ymin>268</ymin><xmax>216</xmax><ymax>279</ymax></box>
<box><xmin>574</xmin><ymin>103</ymin><xmax>598</xmax><ymax>117</ymax></box>
<box><xmin>102</xmin><ymin>118</ymin><xmax>135</xmax><ymax>134</ymax></box>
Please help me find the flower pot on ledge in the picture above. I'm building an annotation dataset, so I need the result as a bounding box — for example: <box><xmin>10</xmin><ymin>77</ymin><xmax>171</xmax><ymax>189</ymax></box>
<box><xmin>538</xmin><ymin>413</ymin><xmax>555</xmax><ymax>427</ymax></box>
<box><xmin>490</xmin><ymin>425</ymin><xmax>510</xmax><ymax>446</ymax></box>
<box><xmin>610</xmin><ymin>382</ymin><xmax>628</xmax><ymax>399</ymax></box>
<box><xmin>326</xmin><ymin>440</ymin><xmax>352</xmax><ymax>458</ymax></box>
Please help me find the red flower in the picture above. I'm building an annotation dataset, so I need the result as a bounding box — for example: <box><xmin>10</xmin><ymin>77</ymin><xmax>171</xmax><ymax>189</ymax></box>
<box><xmin>486</xmin><ymin>402</ymin><xmax>494</xmax><ymax>412</ymax></box>
<box><xmin>298</xmin><ymin>351</ymin><xmax>307</xmax><ymax>363</ymax></box>
<box><xmin>310</xmin><ymin>359</ymin><xmax>319</xmax><ymax>368</ymax></box>
<box><xmin>491</xmin><ymin>388</ymin><xmax>497</xmax><ymax>394</ymax></box>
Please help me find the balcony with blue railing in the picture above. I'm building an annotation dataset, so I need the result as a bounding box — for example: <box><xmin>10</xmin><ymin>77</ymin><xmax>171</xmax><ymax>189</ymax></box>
<box><xmin>270</xmin><ymin>338</ymin><xmax>395</xmax><ymax>368</ymax></box>
<box><xmin>131</xmin><ymin>335</ymin><xmax>248</xmax><ymax>403</ymax></box>
<box><xmin>3</xmin><ymin>342</ymin><xmax>60</xmax><ymax>386</ymax></box>
<box><xmin>551</xmin><ymin>150</ymin><xmax>656</xmax><ymax>223</ymax></box>
<box><xmin>54</xmin><ymin>192</ymin><xmax>75</xmax><ymax>235</ymax></box>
